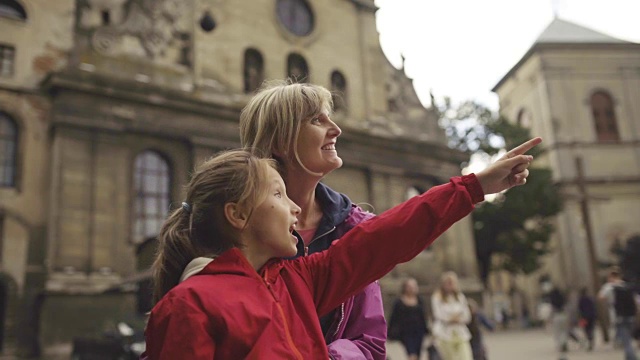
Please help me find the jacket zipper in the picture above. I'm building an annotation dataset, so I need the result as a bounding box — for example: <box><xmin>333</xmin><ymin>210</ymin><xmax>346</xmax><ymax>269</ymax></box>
<box><xmin>301</xmin><ymin>225</ymin><xmax>346</xmax><ymax>340</ymax></box>
<box><xmin>304</xmin><ymin>226</ymin><xmax>336</xmax><ymax>256</ymax></box>
<box><xmin>263</xmin><ymin>271</ymin><xmax>304</xmax><ymax>360</ymax></box>
<box><xmin>332</xmin><ymin>303</ymin><xmax>346</xmax><ymax>337</ymax></box>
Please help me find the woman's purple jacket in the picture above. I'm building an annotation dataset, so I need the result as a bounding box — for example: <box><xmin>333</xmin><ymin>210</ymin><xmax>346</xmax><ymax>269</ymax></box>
<box><xmin>292</xmin><ymin>183</ymin><xmax>386</xmax><ymax>360</ymax></box>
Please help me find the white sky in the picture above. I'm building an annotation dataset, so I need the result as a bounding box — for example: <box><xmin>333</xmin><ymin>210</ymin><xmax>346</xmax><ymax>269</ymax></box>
<box><xmin>375</xmin><ymin>0</ymin><xmax>640</xmax><ymax>110</ymax></box>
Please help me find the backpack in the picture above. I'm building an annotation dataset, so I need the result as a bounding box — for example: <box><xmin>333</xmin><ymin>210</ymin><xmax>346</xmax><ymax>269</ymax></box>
<box><xmin>613</xmin><ymin>284</ymin><xmax>638</xmax><ymax>318</ymax></box>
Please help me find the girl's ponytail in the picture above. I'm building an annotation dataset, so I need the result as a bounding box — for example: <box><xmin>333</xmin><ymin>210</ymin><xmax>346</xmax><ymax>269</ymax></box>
<box><xmin>152</xmin><ymin>207</ymin><xmax>194</xmax><ymax>303</ymax></box>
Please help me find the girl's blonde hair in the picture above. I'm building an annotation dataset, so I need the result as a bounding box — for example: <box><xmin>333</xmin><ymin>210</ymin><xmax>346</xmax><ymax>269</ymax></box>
<box><xmin>152</xmin><ymin>150</ymin><xmax>276</xmax><ymax>303</ymax></box>
<box><xmin>239</xmin><ymin>79</ymin><xmax>333</xmax><ymax>174</ymax></box>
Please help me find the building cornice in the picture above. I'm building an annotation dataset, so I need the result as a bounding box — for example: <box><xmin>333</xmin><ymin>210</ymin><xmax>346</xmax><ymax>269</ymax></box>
<box><xmin>492</xmin><ymin>42</ymin><xmax>640</xmax><ymax>92</ymax></box>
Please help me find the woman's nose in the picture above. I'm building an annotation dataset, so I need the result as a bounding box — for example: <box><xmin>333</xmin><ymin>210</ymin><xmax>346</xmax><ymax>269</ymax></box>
<box><xmin>328</xmin><ymin>119</ymin><xmax>342</xmax><ymax>137</ymax></box>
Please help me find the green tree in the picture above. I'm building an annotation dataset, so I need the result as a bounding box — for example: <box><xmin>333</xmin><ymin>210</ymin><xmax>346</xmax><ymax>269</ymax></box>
<box><xmin>437</xmin><ymin>100</ymin><xmax>563</xmax><ymax>283</ymax></box>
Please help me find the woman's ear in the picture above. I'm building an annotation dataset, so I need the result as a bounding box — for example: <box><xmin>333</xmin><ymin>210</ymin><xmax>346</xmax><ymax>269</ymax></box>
<box><xmin>224</xmin><ymin>202</ymin><xmax>247</xmax><ymax>230</ymax></box>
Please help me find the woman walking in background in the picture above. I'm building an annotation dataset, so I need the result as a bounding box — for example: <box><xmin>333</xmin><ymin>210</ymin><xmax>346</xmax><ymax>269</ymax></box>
<box><xmin>388</xmin><ymin>278</ymin><xmax>429</xmax><ymax>360</ymax></box>
<box><xmin>431</xmin><ymin>271</ymin><xmax>473</xmax><ymax>360</ymax></box>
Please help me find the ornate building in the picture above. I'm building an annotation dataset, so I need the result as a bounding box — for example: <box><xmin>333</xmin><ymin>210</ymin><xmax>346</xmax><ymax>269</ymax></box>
<box><xmin>492</xmin><ymin>18</ymin><xmax>640</xmax><ymax>306</ymax></box>
<box><xmin>0</xmin><ymin>0</ymin><xmax>479</xmax><ymax>355</ymax></box>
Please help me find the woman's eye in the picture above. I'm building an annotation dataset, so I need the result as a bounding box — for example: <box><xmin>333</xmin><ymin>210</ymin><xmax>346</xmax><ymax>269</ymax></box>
<box><xmin>311</xmin><ymin>117</ymin><xmax>321</xmax><ymax>124</ymax></box>
<box><xmin>275</xmin><ymin>191</ymin><xmax>282</xmax><ymax>198</ymax></box>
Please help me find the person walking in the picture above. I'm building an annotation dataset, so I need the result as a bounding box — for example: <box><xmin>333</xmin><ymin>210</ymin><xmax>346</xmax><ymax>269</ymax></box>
<box><xmin>431</xmin><ymin>271</ymin><xmax>473</xmax><ymax>360</ymax></box>
<box><xmin>599</xmin><ymin>267</ymin><xmax>638</xmax><ymax>360</ymax></box>
<box><xmin>578</xmin><ymin>287</ymin><xmax>597</xmax><ymax>351</ymax></box>
<box><xmin>548</xmin><ymin>286</ymin><xmax>569</xmax><ymax>360</ymax></box>
<box><xmin>467</xmin><ymin>299</ymin><xmax>494</xmax><ymax>360</ymax></box>
<box><xmin>388</xmin><ymin>278</ymin><xmax>429</xmax><ymax>360</ymax></box>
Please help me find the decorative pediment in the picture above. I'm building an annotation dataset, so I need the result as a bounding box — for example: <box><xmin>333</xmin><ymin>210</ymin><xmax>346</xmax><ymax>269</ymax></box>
<box><xmin>78</xmin><ymin>0</ymin><xmax>193</xmax><ymax>67</ymax></box>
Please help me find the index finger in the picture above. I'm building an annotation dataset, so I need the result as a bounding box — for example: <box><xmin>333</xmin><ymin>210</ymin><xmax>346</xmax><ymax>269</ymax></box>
<box><xmin>505</xmin><ymin>137</ymin><xmax>542</xmax><ymax>157</ymax></box>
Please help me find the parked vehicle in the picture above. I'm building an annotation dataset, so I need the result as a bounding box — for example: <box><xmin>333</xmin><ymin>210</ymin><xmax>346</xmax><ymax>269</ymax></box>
<box><xmin>71</xmin><ymin>322</ymin><xmax>145</xmax><ymax>360</ymax></box>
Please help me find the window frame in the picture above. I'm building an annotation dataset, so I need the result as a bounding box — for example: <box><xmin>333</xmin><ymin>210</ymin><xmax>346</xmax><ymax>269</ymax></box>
<box><xmin>0</xmin><ymin>43</ymin><xmax>16</xmax><ymax>78</ymax></box>
<box><xmin>590</xmin><ymin>90</ymin><xmax>620</xmax><ymax>142</ymax></box>
<box><xmin>131</xmin><ymin>150</ymin><xmax>172</xmax><ymax>244</ymax></box>
<box><xmin>243</xmin><ymin>48</ymin><xmax>265</xmax><ymax>94</ymax></box>
<box><xmin>287</xmin><ymin>53</ymin><xmax>309</xmax><ymax>83</ymax></box>
<box><xmin>330</xmin><ymin>70</ymin><xmax>348</xmax><ymax>113</ymax></box>
<box><xmin>0</xmin><ymin>112</ymin><xmax>19</xmax><ymax>189</ymax></box>
<box><xmin>275</xmin><ymin>0</ymin><xmax>315</xmax><ymax>37</ymax></box>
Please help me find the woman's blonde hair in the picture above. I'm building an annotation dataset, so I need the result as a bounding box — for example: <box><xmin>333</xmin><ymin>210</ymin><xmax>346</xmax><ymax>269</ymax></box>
<box><xmin>239</xmin><ymin>79</ymin><xmax>333</xmax><ymax>175</ymax></box>
<box><xmin>152</xmin><ymin>150</ymin><xmax>276</xmax><ymax>303</ymax></box>
<box><xmin>436</xmin><ymin>271</ymin><xmax>461</xmax><ymax>302</ymax></box>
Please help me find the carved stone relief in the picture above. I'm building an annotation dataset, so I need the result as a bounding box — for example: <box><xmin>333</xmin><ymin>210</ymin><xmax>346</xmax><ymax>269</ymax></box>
<box><xmin>79</xmin><ymin>0</ymin><xmax>193</xmax><ymax>66</ymax></box>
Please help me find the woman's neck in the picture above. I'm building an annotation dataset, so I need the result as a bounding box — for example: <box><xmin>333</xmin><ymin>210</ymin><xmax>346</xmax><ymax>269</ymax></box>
<box><xmin>284</xmin><ymin>173</ymin><xmax>323</xmax><ymax>230</ymax></box>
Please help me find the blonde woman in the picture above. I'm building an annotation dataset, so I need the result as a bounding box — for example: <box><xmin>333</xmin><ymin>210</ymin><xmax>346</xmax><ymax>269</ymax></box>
<box><xmin>431</xmin><ymin>271</ymin><xmax>473</xmax><ymax>360</ymax></box>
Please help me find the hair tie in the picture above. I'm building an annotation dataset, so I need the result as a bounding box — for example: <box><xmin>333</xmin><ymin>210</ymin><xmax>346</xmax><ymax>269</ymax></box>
<box><xmin>181</xmin><ymin>202</ymin><xmax>192</xmax><ymax>214</ymax></box>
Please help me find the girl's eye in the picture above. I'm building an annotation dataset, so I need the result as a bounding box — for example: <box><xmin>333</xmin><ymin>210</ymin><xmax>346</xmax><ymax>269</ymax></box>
<box><xmin>275</xmin><ymin>191</ymin><xmax>282</xmax><ymax>198</ymax></box>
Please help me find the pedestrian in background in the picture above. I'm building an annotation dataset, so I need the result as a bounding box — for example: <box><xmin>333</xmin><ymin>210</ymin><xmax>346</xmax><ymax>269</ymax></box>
<box><xmin>388</xmin><ymin>278</ymin><xmax>429</xmax><ymax>360</ymax></box>
<box><xmin>578</xmin><ymin>287</ymin><xmax>597</xmax><ymax>351</ymax></box>
<box><xmin>548</xmin><ymin>286</ymin><xmax>569</xmax><ymax>360</ymax></box>
<box><xmin>467</xmin><ymin>298</ymin><xmax>494</xmax><ymax>360</ymax></box>
<box><xmin>431</xmin><ymin>271</ymin><xmax>473</xmax><ymax>360</ymax></box>
<box><xmin>598</xmin><ymin>267</ymin><xmax>638</xmax><ymax>360</ymax></box>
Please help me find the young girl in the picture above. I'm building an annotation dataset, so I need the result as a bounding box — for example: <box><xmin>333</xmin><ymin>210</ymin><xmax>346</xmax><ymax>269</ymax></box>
<box><xmin>431</xmin><ymin>271</ymin><xmax>473</xmax><ymax>360</ymax></box>
<box><xmin>239</xmin><ymin>80</ymin><xmax>386</xmax><ymax>358</ymax></box>
<box><xmin>145</xmin><ymin>138</ymin><xmax>539</xmax><ymax>359</ymax></box>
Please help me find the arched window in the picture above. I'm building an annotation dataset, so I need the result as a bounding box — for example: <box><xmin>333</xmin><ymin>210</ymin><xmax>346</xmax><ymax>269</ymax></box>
<box><xmin>132</xmin><ymin>151</ymin><xmax>171</xmax><ymax>243</ymax></box>
<box><xmin>330</xmin><ymin>71</ymin><xmax>347</xmax><ymax>112</ymax></box>
<box><xmin>516</xmin><ymin>108</ymin><xmax>532</xmax><ymax>128</ymax></box>
<box><xmin>0</xmin><ymin>0</ymin><xmax>27</xmax><ymax>21</ymax></box>
<box><xmin>591</xmin><ymin>91</ymin><xmax>619</xmax><ymax>142</ymax></box>
<box><xmin>0</xmin><ymin>112</ymin><xmax>17</xmax><ymax>187</ymax></box>
<box><xmin>287</xmin><ymin>53</ymin><xmax>308</xmax><ymax>83</ymax></box>
<box><xmin>244</xmin><ymin>48</ymin><xmax>264</xmax><ymax>94</ymax></box>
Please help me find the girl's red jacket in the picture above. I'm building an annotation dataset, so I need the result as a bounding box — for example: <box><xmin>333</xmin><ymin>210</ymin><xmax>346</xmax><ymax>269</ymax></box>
<box><xmin>144</xmin><ymin>174</ymin><xmax>484</xmax><ymax>359</ymax></box>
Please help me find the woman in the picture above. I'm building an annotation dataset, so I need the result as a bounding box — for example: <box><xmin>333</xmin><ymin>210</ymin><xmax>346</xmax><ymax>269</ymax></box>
<box><xmin>239</xmin><ymin>80</ymin><xmax>386</xmax><ymax>358</ymax></box>
<box><xmin>431</xmin><ymin>271</ymin><xmax>473</xmax><ymax>360</ymax></box>
<box><xmin>388</xmin><ymin>278</ymin><xmax>430</xmax><ymax>360</ymax></box>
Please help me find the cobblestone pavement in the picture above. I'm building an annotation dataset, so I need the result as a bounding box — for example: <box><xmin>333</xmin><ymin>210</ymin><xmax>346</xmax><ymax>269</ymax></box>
<box><xmin>387</xmin><ymin>327</ymin><xmax>627</xmax><ymax>360</ymax></box>
<box><xmin>0</xmin><ymin>327</ymin><xmax>631</xmax><ymax>359</ymax></box>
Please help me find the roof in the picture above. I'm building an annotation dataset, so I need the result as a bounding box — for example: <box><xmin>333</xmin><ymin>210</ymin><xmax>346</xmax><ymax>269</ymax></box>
<box><xmin>536</xmin><ymin>18</ymin><xmax>630</xmax><ymax>44</ymax></box>
<box><xmin>492</xmin><ymin>18</ymin><xmax>635</xmax><ymax>92</ymax></box>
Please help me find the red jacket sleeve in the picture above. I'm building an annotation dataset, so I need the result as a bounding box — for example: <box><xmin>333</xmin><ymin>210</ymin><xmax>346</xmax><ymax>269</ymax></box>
<box><xmin>293</xmin><ymin>174</ymin><xmax>484</xmax><ymax>316</ymax></box>
<box><xmin>144</xmin><ymin>296</ymin><xmax>216</xmax><ymax>360</ymax></box>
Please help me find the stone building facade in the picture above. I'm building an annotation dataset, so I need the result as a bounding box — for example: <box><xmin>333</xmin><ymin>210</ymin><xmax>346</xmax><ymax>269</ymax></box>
<box><xmin>492</xmin><ymin>18</ymin><xmax>640</xmax><ymax>309</ymax></box>
<box><xmin>0</xmin><ymin>0</ymin><xmax>479</xmax><ymax>355</ymax></box>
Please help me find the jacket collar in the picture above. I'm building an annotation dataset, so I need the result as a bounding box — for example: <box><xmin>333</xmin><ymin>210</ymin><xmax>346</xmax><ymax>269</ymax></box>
<box><xmin>315</xmin><ymin>182</ymin><xmax>352</xmax><ymax>232</ymax></box>
<box><xmin>186</xmin><ymin>248</ymin><xmax>284</xmax><ymax>284</ymax></box>
<box><xmin>293</xmin><ymin>183</ymin><xmax>353</xmax><ymax>256</ymax></box>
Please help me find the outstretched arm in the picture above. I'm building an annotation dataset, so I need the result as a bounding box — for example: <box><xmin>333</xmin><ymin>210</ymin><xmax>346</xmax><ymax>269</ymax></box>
<box><xmin>296</xmin><ymin>138</ymin><xmax>541</xmax><ymax>319</ymax></box>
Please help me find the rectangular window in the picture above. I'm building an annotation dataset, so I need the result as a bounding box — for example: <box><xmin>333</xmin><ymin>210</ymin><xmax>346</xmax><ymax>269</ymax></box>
<box><xmin>0</xmin><ymin>44</ymin><xmax>15</xmax><ymax>78</ymax></box>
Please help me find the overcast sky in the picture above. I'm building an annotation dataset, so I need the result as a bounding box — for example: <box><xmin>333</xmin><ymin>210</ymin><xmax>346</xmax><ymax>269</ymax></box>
<box><xmin>375</xmin><ymin>0</ymin><xmax>640</xmax><ymax>110</ymax></box>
